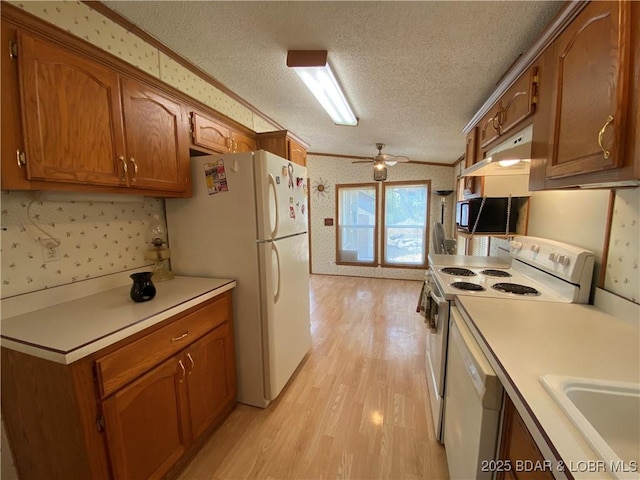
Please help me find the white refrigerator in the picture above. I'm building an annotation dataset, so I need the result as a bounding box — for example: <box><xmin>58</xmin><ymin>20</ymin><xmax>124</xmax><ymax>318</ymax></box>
<box><xmin>165</xmin><ymin>150</ymin><xmax>311</xmax><ymax>407</ymax></box>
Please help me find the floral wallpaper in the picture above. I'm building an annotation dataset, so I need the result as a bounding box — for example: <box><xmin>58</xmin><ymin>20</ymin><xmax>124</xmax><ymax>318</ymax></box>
<box><xmin>0</xmin><ymin>191</ymin><xmax>163</xmax><ymax>298</ymax></box>
<box><xmin>7</xmin><ymin>0</ymin><xmax>278</xmax><ymax>133</ymax></box>
<box><xmin>307</xmin><ymin>154</ymin><xmax>455</xmax><ymax>281</ymax></box>
<box><xmin>604</xmin><ymin>188</ymin><xmax>640</xmax><ymax>303</ymax></box>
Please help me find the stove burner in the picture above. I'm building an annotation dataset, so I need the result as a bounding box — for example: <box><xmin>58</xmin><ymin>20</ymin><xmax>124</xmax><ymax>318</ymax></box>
<box><xmin>441</xmin><ymin>267</ymin><xmax>476</xmax><ymax>277</ymax></box>
<box><xmin>450</xmin><ymin>281</ymin><xmax>485</xmax><ymax>291</ymax></box>
<box><xmin>492</xmin><ymin>282</ymin><xmax>540</xmax><ymax>296</ymax></box>
<box><xmin>480</xmin><ymin>269</ymin><xmax>512</xmax><ymax>278</ymax></box>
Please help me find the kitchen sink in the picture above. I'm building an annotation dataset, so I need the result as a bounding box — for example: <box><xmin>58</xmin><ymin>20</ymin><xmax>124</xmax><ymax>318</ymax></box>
<box><xmin>541</xmin><ymin>375</ymin><xmax>640</xmax><ymax>479</ymax></box>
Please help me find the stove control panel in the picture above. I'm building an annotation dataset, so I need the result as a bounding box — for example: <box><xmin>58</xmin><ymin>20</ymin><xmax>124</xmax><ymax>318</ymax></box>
<box><xmin>510</xmin><ymin>236</ymin><xmax>594</xmax><ymax>284</ymax></box>
<box><xmin>509</xmin><ymin>241</ymin><xmax>523</xmax><ymax>252</ymax></box>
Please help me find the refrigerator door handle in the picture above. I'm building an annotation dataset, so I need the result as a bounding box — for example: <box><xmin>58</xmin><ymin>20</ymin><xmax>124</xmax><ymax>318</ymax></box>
<box><xmin>268</xmin><ymin>173</ymin><xmax>279</xmax><ymax>239</ymax></box>
<box><xmin>272</xmin><ymin>242</ymin><xmax>281</xmax><ymax>304</ymax></box>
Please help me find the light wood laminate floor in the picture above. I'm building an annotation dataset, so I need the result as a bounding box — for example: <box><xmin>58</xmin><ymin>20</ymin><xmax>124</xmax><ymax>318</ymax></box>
<box><xmin>178</xmin><ymin>275</ymin><xmax>449</xmax><ymax>479</ymax></box>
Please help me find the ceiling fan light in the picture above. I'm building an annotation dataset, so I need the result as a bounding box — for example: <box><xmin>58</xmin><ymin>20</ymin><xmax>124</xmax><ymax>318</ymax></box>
<box><xmin>287</xmin><ymin>50</ymin><xmax>358</xmax><ymax>126</ymax></box>
<box><xmin>374</xmin><ymin>160</ymin><xmax>386</xmax><ymax>170</ymax></box>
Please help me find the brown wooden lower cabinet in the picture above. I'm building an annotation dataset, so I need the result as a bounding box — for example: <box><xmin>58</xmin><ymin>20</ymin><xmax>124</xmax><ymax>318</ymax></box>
<box><xmin>102</xmin><ymin>354</ymin><xmax>190</xmax><ymax>480</ymax></box>
<box><xmin>1</xmin><ymin>291</ymin><xmax>236</xmax><ymax>480</ymax></box>
<box><xmin>497</xmin><ymin>394</ymin><xmax>554</xmax><ymax>480</ymax></box>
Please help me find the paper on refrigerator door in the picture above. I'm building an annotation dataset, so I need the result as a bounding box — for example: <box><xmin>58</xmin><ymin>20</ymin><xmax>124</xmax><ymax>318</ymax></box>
<box><xmin>203</xmin><ymin>160</ymin><xmax>228</xmax><ymax>194</ymax></box>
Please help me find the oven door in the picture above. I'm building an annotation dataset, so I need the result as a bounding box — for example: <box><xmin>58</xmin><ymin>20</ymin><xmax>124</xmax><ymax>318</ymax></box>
<box><xmin>425</xmin><ymin>285</ymin><xmax>450</xmax><ymax>443</ymax></box>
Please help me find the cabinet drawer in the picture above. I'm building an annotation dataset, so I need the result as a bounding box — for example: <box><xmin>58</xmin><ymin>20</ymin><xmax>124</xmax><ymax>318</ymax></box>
<box><xmin>96</xmin><ymin>293</ymin><xmax>230</xmax><ymax>398</ymax></box>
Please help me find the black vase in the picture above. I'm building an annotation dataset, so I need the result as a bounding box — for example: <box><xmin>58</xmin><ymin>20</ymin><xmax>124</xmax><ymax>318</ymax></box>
<box><xmin>130</xmin><ymin>272</ymin><xmax>156</xmax><ymax>302</ymax></box>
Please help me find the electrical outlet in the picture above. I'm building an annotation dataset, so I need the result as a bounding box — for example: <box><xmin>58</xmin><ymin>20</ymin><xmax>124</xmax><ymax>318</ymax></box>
<box><xmin>40</xmin><ymin>239</ymin><xmax>60</xmax><ymax>263</ymax></box>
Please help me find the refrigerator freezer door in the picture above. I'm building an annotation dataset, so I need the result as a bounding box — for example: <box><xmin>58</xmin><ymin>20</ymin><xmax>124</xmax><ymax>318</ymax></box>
<box><xmin>254</xmin><ymin>151</ymin><xmax>308</xmax><ymax>240</ymax></box>
<box><xmin>258</xmin><ymin>232</ymin><xmax>311</xmax><ymax>400</ymax></box>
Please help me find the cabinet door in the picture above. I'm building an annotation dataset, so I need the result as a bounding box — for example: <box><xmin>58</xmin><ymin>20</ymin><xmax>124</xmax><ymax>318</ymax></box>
<box><xmin>102</xmin><ymin>354</ymin><xmax>191</xmax><ymax>480</ymax></box>
<box><xmin>231</xmin><ymin>130</ymin><xmax>257</xmax><ymax>153</ymax></box>
<box><xmin>191</xmin><ymin>112</ymin><xmax>231</xmax><ymax>153</ymax></box>
<box><xmin>121</xmin><ymin>78</ymin><xmax>190</xmax><ymax>192</ymax></box>
<box><xmin>500</xmin><ymin>67</ymin><xmax>537</xmax><ymax>136</ymax></box>
<box><xmin>17</xmin><ymin>32</ymin><xmax>126</xmax><ymax>186</ymax></box>
<box><xmin>546</xmin><ymin>1</ymin><xmax>630</xmax><ymax>179</ymax></box>
<box><xmin>497</xmin><ymin>395</ymin><xmax>554</xmax><ymax>480</ymax></box>
<box><xmin>288</xmin><ymin>138</ymin><xmax>307</xmax><ymax>166</ymax></box>
<box><xmin>185</xmin><ymin>323</ymin><xmax>236</xmax><ymax>439</ymax></box>
<box><xmin>478</xmin><ymin>102</ymin><xmax>503</xmax><ymax>149</ymax></box>
<box><xmin>464</xmin><ymin>127</ymin><xmax>478</xmax><ymax>168</ymax></box>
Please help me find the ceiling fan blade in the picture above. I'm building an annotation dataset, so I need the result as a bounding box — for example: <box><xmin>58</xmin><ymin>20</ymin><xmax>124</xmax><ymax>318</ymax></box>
<box><xmin>384</xmin><ymin>155</ymin><xmax>410</xmax><ymax>166</ymax></box>
<box><xmin>351</xmin><ymin>160</ymin><xmax>373</xmax><ymax>164</ymax></box>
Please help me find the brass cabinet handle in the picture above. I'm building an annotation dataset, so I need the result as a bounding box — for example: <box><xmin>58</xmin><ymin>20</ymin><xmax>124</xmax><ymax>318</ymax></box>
<box><xmin>492</xmin><ymin>113</ymin><xmax>501</xmax><ymax>133</ymax></box>
<box><xmin>119</xmin><ymin>156</ymin><xmax>128</xmax><ymax>182</ymax></box>
<box><xmin>186</xmin><ymin>353</ymin><xmax>194</xmax><ymax>374</ymax></box>
<box><xmin>16</xmin><ymin>150</ymin><xmax>26</xmax><ymax>167</ymax></box>
<box><xmin>128</xmin><ymin>157</ymin><xmax>138</xmax><ymax>182</ymax></box>
<box><xmin>225</xmin><ymin>136</ymin><xmax>232</xmax><ymax>151</ymax></box>
<box><xmin>178</xmin><ymin>360</ymin><xmax>186</xmax><ymax>382</ymax></box>
<box><xmin>502</xmin><ymin>91</ymin><xmax>527</xmax><ymax>116</ymax></box>
<box><xmin>171</xmin><ymin>331</ymin><xmax>189</xmax><ymax>342</ymax></box>
<box><xmin>598</xmin><ymin>115</ymin><xmax>614</xmax><ymax>160</ymax></box>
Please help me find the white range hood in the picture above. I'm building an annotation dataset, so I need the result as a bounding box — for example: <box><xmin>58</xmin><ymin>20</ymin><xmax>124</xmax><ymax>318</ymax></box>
<box><xmin>462</xmin><ymin>125</ymin><xmax>532</xmax><ymax>177</ymax></box>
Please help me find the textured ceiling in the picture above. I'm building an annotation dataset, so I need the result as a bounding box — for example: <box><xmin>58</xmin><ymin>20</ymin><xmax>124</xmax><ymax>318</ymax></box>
<box><xmin>102</xmin><ymin>1</ymin><xmax>563</xmax><ymax>164</ymax></box>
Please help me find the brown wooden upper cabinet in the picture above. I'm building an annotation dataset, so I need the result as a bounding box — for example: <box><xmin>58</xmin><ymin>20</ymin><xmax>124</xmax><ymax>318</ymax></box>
<box><xmin>257</xmin><ymin>130</ymin><xmax>309</xmax><ymax>166</ymax></box>
<box><xmin>478</xmin><ymin>67</ymin><xmax>538</xmax><ymax>151</ymax></box>
<box><xmin>12</xmin><ymin>31</ymin><xmax>191</xmax><ymax>196</ymax></box>
<box><xmin>18</xmin><ymin>32</ymin><xmax>126</xmax><ymax>188</ymax></box>
<box><xmin>191</xmin><ymin>112</ymin><xmax>232</xmax><ymax>153</ymax></box>
<box><xmin>500</xmin><ymin>67</ymin><xmax>538</xmax><ymax>137</ymax></box>
<box><xmin>230</xmin><ymin>130</ymin><xmax>257</xmax><ymax>153</ymax></box>
<box><xmin>465</xmin><ymin>127</ymin><xmax>478</xmax><ymax>168</ymax></box>
<box><xmin>120</xmin><ymin>78</ymin><xmax>191</xmax><ymax>193</ymax></box>
<box><xmin>190</xmin><ymin>111</ymin><xmax>257</xmax><ymax>155</ymax></box>
<box><xmin>478</xmin><ymin>101</ymin><xmax>504</xmax><ymax>150</ymax></box>
<box><xmin>545</xmin><ymin>1</ymin><xmax>630</xmax><ymax>180</ymax></box>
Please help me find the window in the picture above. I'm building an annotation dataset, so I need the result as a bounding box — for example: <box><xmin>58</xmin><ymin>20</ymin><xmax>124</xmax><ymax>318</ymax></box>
<box><xmin>382</xmin><ymin>181</ymin><xmax>429</xmax><ymax>268</ymax></box>
<box><xmin>336</xmin><ymin>184</ymin><xmax>377</xmax><ymax>265</ymax></box>
<box><xmin>336</xmin><ymin>181</ymin><xmax>430</xmax><ymax>268</ymax></box>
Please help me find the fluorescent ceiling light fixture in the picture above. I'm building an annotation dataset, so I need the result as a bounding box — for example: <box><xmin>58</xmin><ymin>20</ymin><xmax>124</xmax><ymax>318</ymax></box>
<box><xmin>287</xmin><ymin>50</ymin><xmax>358</xmax><ymax>126</ymax></box>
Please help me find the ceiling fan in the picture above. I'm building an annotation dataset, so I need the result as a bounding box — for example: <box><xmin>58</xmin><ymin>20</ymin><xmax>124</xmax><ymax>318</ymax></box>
<box><xmin>353</xmin><ymin>143</ymin><xmax>410</xmax><ymax>169</ymax></box>
<box><xmin>353</xmin><ymin>143</ymin><xmax>410</xmax><ymax>180</ymax></box>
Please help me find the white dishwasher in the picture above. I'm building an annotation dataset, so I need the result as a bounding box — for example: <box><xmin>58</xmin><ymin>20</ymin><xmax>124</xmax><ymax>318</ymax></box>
<box><xmin>444</xmin><ymin>306</ymin><xmax>503</xmax><ymax>480</ymax></box>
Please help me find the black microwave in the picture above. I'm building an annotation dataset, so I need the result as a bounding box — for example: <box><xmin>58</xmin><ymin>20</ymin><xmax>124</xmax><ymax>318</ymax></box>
<box><xmin>456</xmin><ymin>197</ymin><xmax>521</xmax><ymax>233</ymax></box>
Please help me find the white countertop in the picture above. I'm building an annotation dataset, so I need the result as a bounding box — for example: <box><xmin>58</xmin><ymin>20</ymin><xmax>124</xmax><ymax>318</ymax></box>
<box><xmin>1</xmin><ymin>276</ymin><xmax>236</xmax><ymax>364</ymax></box>
<box><xmin>455</xmin><ymin>296</ymin><xmax>640</xmax><ymax>479</ymax></box>
<box><xmin>428</xmin><ymin>254</ymin><xmax>511</xmax><ymax>269</ymax></box>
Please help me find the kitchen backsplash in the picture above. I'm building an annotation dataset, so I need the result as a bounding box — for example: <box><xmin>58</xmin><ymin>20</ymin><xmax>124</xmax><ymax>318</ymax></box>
<box><xmin>604</xmin><ymin>188</ymin><xmax>639</xmax><ymax>303</ymax></box>
<box><xmin>0</xmin><ymin>191</ymin><xmax>163</xmax><ymax>298</ymax></box>
<box><xmin>7</xmin><ymin>0</ymin><xmax>275</xmax><ymax>133</ymax></box>
<box><xmin>307</xmin><ymin>154</ymin><xmax>455</xmax><ymax>281</ymax></box>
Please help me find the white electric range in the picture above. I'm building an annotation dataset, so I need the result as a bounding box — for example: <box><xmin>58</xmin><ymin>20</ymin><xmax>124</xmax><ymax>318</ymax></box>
<box><xmin>421</xmin><ymin>236</ymin><xmax>595</xmax><ymax>443</ymax></box>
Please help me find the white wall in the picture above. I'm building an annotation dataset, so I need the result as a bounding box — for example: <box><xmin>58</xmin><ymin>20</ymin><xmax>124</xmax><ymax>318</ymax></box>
<box><xmin>307</xmin><ymin>154</ymin><xmax>455</xmax><ymax>280</ymax></box>
<box><xmin>527</xmin><ymin>189</ymin><xmax>609</xmax><ymax>285</ymax></box>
